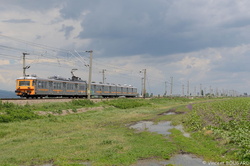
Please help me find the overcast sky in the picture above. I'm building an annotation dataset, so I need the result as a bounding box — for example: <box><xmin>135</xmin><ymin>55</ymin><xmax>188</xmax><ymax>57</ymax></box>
<box><xmin>1</xmin><ymin>0</ymin><xmax>250</xmax><ymax>96</ymax></box>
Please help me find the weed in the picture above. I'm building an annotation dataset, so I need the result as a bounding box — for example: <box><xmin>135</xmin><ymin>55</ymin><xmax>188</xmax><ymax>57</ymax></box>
<box><xmin>72</xmin><ymin>108</ymin><xmax>77</xmax><ymax>113</ymax></box>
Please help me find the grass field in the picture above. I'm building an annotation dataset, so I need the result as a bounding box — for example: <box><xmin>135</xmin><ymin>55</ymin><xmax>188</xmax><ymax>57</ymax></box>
<box><xmin>0</xmin><ymin>97</ymin><xmax>249</xmax><ymax>165</ymax></box>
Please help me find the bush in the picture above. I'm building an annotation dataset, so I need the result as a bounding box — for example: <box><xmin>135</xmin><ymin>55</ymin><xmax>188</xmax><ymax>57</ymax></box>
<box><xmin>0</xmin><ymin>101</ymin><xmax>17</xmax><ymax>111</ymax></box>
<box><xmin>70</xmin><ymin>99</ymin><xmax>94</xmax><ymax>107</ymax></box>
<box><xmin>0</xmin><ymin>110</ymin><xmax>41</xmax><ymax>123</ymax></box>
<box><xmin>104</xmin><ymin>99</ymin><xmax>150</xmax><ymax>109</ymax></box>
<box><xmin>0</xmin><ymin>102</ymin><xmax>41</xmax><ymax>123</ymax></box>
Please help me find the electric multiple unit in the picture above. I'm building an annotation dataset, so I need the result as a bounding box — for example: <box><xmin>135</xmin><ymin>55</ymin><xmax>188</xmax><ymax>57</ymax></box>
<box><xmin>15</xmin><ymin>75</ymin><xmax>137</xmax><ymax>98</ymax></box>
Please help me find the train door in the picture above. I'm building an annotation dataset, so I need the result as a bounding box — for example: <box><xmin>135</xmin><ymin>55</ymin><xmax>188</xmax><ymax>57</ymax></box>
<box><xmin>101</xmin><ymin>85</ymin><xmax>104</xmax><ymax>96</ymax></box>
<box><xmin>91</xmin><ymin>85</ymin><xmax>96</xmax><ymax>96</ymax></box>
<box><xmin>75</xmin><ymin>83</ymin><xmax>78</xmax><ymax>95</ymax></box>
<box><xmin>49</xmin><ymin>81</ymin><xmax>53</xmax><ymax>95</ymax></box>
<box><xmin>109</xmin><ymin>86</ymin><xmax>111</xmax><ymax>95</ymax></box>
<box><xmin>121</xmin><ymin>87</ymin><xmax>123</xmax><ymax>95</ymax></box>
<box><xmin>63</xmin><ymin>82</ymin><xmax>66</xmax><ymax>95</ymax></box>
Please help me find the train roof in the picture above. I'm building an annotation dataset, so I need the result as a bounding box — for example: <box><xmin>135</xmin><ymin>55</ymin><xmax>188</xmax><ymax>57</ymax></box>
<box><xmin>91</xmin><ymin>82</ymin><xmax>136</xmax><ymax>88</ymax></box>
<box><xmin>16</xmin><ymin>75</ymin><xmax>86</xmax><ymax>83</ymax></box>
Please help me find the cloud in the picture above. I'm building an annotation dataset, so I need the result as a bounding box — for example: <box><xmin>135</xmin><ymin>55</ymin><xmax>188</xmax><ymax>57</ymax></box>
<box><xmin>0</xmin><ymin>60</ymin><xmax>10</xmax><ymax>65</ymax></box>
<box><xmin>1</xmin><ymin>0</ymin><xmax>250</xmax><ymax>95</ymax></box>
<box><xmin>3</xmin><ymin>0</ymin><xmax>250</xmax><ymax>57</ymax></box>
<box><xmin>0</xmin><ymin>0</ymin><xmax>61</xmax><ymax>11</ymax></box>
<box><xmin>3</xmin><ymin>19</ymin><xmax>35</xmax><ymax>23</ymax></box>
<box><xmin>56</xmin><ymin>0</ymin><xmax>250</xmax><ymax>58</ymax></box>
<box><xmin>59</xmin><ymin>24</ymin><xmax>75</xmax><ymax>39</ymax></box>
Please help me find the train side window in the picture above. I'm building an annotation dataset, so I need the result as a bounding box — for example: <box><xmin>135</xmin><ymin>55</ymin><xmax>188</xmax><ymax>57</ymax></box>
<box><xmin>79</xmin><ymin>85</ymin><xmax>85</xmax><ymax>90</ymax></box>
<box><xmin>38</xmin><ymin>81</ymin><xmax>42</xmax><ymax>88</ymax></box>
<box><xmin>67</xmin><ymin>83</ymin><xmax>74</xmax><ymax>90</ymax></box>
<box><xmin>53</xmin><ymin>82</ymin><xmax>57</xmax><ymax>89</ymax></box>
<box><xmin>38</xmin><ymin>81</ymin><xmax>47</xmax><ymax>88</ymax></box>
<box><xmin>59</xmin><ymin>83</ymin><xmax>62</xmax><ymax>89</ymax></box>
<box><xmin>128</xmin><ymin>88</ymin><xmax>132</xmax><ymax>93</ymax></box>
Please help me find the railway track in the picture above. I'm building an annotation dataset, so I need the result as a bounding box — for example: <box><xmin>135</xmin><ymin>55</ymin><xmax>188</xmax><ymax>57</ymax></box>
<box><xmin>0</xmin><ymin>97</ymin><xmax>146</xmax><ymax>105</ymax></box>
<box><xmin>1</xmin><ymin>97</ymin><xmax>75</xmax><ymax>100</ymax></box>
<box><xmin>0</xmin><ymin>97</ymin><xmax>111</xmax><ymax>105</ymax></box>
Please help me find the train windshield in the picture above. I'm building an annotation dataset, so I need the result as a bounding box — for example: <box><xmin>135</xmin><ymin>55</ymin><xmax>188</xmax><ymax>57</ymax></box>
<box><xmin>19</xmin><ymin>81</ymin><xmax>30</xmax><ymax>86</ymax></box>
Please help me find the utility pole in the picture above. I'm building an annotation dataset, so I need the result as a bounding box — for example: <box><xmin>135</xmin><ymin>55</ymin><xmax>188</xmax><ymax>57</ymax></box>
<box><xmin>200</xmin><ymin>83</ymin><xmax>202</xmax><ymax>96</ymax></box>
<box><xmin>143</xmin><ymin>69</ymin><xmax>147</xmax><ymax>98</ymax></box>
<box><xmin>187</xmin><ymin>80</ymin><xmax>189</xmax><ymax>96</ymax></box>
<box><xmin>100</xmin><ymin>69</ymin><xmax>106</xmax><ymax>83</ymax></box>
<box><xmin>165</xmin><ymin>81</ymin><xmax>167</xmax><ymax>96</ymax></box>
<box><xmin>209</xmin><ymin>85</ymin><xmax>212</xmax><ymax>96</ymax></box>
<box><xmin>86</xmin><ymin>50</ymin><xmax>93</xmax><ymax>99</ymax></box>
<box><xmin>140</xmin><ymin>69</ymin><xmax>146</xmax><ymax>98</ymax></box>
<box><xmin>170</xmin><ymin>76</ymin><xmax>173</xmax><ymax>96</ymax></box>
<box><xmin>182</xmin><ymin>84</ymin><xmax>184</xmax><ymax>96</ymax></box>
<box><xmin>194</xmin><ymin>86</ymin><xmax>196</xmax><ymax>97</ymax></box>
<box><xmin>141</xmin><ymin>77</ymin><xmax>144</xmax><ymax>96</ymax></box>
<box><xmin>22</xmin><ymin>52</ymin><xmax>30</xmax><ymax>78</ymax></box>
<box><xmin>144</xmin><ymin>69</ymin><xmax>146</xmax><ymax>98</ymax></box>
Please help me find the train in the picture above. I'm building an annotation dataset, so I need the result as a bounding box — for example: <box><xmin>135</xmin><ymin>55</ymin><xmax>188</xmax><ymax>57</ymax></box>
<box><xmin>15</xmin><ymin>75</ymin><xmax>138</xmax><ymax>98</ymax></box>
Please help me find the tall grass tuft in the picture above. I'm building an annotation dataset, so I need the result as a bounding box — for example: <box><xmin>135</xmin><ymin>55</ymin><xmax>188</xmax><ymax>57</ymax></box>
<box><xmin>0</xmin><ymin>102</ymin><xmax>41</xmax><ymax>123</ymax></box>
<box><xmin>70</xmin><ymin>99</ymin><xmax>94</xmax><ymax>107</ymax></box>
<box><xmin>104</xmin><ymin>99</ymin><xmax>150</xmax><ymax>109</ymax></box>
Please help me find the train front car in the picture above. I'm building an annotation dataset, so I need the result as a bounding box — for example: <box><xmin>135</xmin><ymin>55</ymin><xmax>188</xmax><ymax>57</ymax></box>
<box><xmin>15</xmin><ymin>76</ymin><xmax>36</xmax><ymax>98</ymax></box>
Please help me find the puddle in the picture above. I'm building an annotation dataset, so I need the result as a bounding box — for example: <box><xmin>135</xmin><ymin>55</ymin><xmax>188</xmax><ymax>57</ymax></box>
<box><xmin>162</xmin><ymin>154</ymin><xmax>216</xmax><ymax>166</ymax></box>
<box><xmin>162</xmin><ymin>112</ymin><xmax>176</xmax><ymax>115</ymax></box>
<box><xmin>132</xmin><ymin>154</ymin><xmax>216</xmax><ymax>166</ymax></box>
<box><xmin>158</xmin><ymin>108</ymin><xmax>185</xmax><ymax>116</ymax></box>
<box><xmin>129</xmin><ymin>121</ymin><xmax>190</xmax><ymax>137</ymax></box>
<box><xmin>129</xmin><ymin>121</ymin><xmax>172</xmax><ymax>135</ymax></box>
<box><xmin>79</xmin><ymin>162</ymin><xmax>92</xmax><ymax>166</ymax></box>
<box><xmin>129</xmin><ymin>121</ymin><xmax>216</xmax><ymax>166</ymax></box>
<box><xmin>174</xmin><ymin>124</ymin><xmax>190</xmax><ymax>137</ymax></box>
<box><xmin>35</xmin><ymin>162</ymin><xmax>91</xmax><ymax>166</ymax></box>
<box><xmin>32</xmin><ymin>164</ymin><xmax>53</xmax><ymax>166</ymax></box>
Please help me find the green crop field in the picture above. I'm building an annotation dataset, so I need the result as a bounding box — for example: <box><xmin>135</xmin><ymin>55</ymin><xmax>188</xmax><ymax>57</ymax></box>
<box><xmin>0</xmin><ymin>97</ymin><xmax>249</xmax><ymax>166</ymax></box>
<box><xmin>184</xmin><ymin>98</ymin><xmax>250</xmax><ymax>161</ymax></box>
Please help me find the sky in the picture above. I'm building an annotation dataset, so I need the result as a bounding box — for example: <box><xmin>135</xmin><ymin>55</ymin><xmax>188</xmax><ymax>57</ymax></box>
<box><xmin>1</xmin><ymin>0</ymin><xmax>250</xmax><ymax>96</ymax></box>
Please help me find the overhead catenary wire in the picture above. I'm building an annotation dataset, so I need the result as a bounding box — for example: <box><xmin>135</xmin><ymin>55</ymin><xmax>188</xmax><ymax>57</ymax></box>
<box><xmin>2</xmin><ymin>34</ymin><xmax>224</xmax><ymax>95</ymax></box>
<box><xmin>0</xmin><ymin>35</ymin><xmax>90</xmax><ymax>69</ymax></box>
<box><xmin>1</xmin><ymin>35</ymin><xmax>155</xmax><ymax>82</ymax></box>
